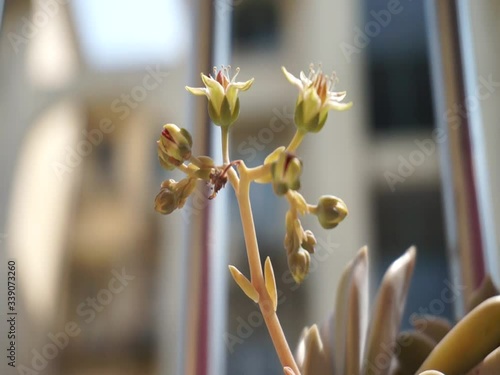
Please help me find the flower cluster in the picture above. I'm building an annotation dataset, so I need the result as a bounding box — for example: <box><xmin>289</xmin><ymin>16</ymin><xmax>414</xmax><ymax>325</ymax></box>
<box><xmin>153</xmin><ymin>63</ymin><xmax>500</xmax><ymax>375</ymax></box>
<box><xmin>154</xmin><ymin>67</ymin><xmax>255</xmax><ymax>214</ymax></box>
<box><xmin>155</xmin><ymin>65</ymin><xmax>352</xmax><ymax>283</ymax></box>
<box><xmin>154</xmin><ymin>124</ymin><xmax>217</xmax><ymax>214</ymax></box>
<box><xmin>155</xmin><ymin>64</ymin><xmax>354</xmax><ymax>374</ymax></box>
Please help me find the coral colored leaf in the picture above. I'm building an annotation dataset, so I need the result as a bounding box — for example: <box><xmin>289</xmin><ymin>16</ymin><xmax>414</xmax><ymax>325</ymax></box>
<box><xmin>362</xmin><ymin>246</ymin><xmax>417</xmax><ymax>375</ymax></box>
<box><xmin>334</xmin><ymin>246</ymin><xmax>369</xmax><ymax>375</ymax></box>
<box><xmin>299</xmin><ymin>325</ymin><xmax>333</xmax><ymax>375</ymax></box>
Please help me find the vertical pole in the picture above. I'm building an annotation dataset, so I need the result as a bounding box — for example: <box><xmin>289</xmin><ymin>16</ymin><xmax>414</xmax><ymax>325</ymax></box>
<box><xmin>425</xmin><ymin>0</ymin><xmax>485</xmax><ymax>318</ymax></box>
<box><xmin>179</xmin><ymin>1</ymin><xmax>231</xmax><ymax>375</ymax></box>
<box><xmin>208</xmin><ymin>2</ymin><xmax>232</xmax><ymax>375</ymax></box>
<box><xmin>180</xmin><ymin>1</ymin><xmax>213</xmax><ymax>374</ymax></box>
<box><xmin>0</xmin><ymin>0</ymin><xmax>5</xmax><ymax>29</ymax></box>
<box><xmin>456</xmin><ymin>0</ymin><xmax>500</xmax><ymax>290</ymax></box>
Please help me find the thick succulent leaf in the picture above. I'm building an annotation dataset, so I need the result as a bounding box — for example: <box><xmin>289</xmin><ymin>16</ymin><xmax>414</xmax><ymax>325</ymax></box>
<box><xmin>298</xmin><ymin>325</ymin><xmax>333</xmax><ymax>375</ymax></box>
<box><xmin>466</xmin><ymin>346</ymin><xmax>500</xmax><ymax>375</ymax></box>
<box><xmin>410</xmin><ymin>315</ymin><xmax>452</xmax><ymax>343</ymax></box>
<box><xmin>418</xmin><ymin>296</ymin><xmax>500</xmax><ymax>375</ymax></box>
<box><xmin>319</xmin><ymin>314</ymin><xmax>335</xmax><ymax>374</ymax></box>
<box><xmin>362</xmin><ymin>246</ymin><xmax>417</xmax><ymax>375</ymax></box>
<box><xmin>467</xmin><ymin>274</ymin><xmax>499</xmax><ymax>312</ymax></box>
<box><xmin>334</xmin><ymin>246</ymin><xmax>369</xmax><ymax>375</ymax></box>
<box><xmin>296</xmin><ymin>326</ymin><xmax>309</xmax><ymax>369</ymax></box>
<box><xmin>395</xmin><ymin>331</ymin><xmax>436</xmax><ymax>374</ymax></box>
<box><xmin>387</xmin><ymin>359</ymin><xmax>404</xmax><ymax>375</ymax></box>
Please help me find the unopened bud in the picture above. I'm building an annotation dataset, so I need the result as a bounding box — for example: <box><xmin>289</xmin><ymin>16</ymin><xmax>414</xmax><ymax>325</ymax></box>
<box><xmin>158</xmin><ymin>124</ymin><xmax>192</xmax><ymax>167</ymax></box>
<box><xmin>154</xmin><ymin>178</ymin><xmax>197</xmax><ymax>215</ymax></box>
<box><xmin>271</xmin><ymin>152</ymin><xmax>302</xmax><ymax>196</ymax></box>
<box><xmin>154</xmin><ymin>180</ymin><xmax>179</xmax><ymax>215</ymax></box>
<box><xmin>315</xmin><ymin>195</ymin><xmax>348</xmax><ymax>229</ymax></box>
<box><xmin>176</xmin><ymin>178</ymin><xmax>197</xmax><ymax>208</ymax></box>
<box><xmin>284</xmin><ymin>211</ymin><xmax>303</xmax><ymax>255</ymax></box>
<box><xmin>288</xmin><ymin>249</ymin><xmax>310</xmax><ymax>284</ymax></box>
<box><xmin>301</xmin><ymin>230</ymin><xmax>316</xmax><ymax>254</ymax></box>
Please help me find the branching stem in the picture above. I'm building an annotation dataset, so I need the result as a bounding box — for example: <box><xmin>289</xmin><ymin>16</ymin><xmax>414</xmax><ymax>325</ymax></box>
<box><xmin>222</xmin><ymin>129</ymin><xmax>301</xmax><ymax>374</ymax></box>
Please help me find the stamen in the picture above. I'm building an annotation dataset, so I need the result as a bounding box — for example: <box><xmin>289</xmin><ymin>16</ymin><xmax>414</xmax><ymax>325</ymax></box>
<box><xmin>331</xmin><ymin>72</ymin><xmax>338</xmax><ymax>87</ymax></box>
<box><xmin>308</xmin><ymin>63</ymin><xmax>315</xmax><ymax>80</ymax></box>
<box><xmin>232</xmin><ymin>67</ymin><xmax>240</xmax><ymax>81</ymax></box>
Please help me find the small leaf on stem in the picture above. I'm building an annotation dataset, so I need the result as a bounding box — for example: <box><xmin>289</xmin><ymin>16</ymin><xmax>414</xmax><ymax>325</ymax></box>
<box><xmin>228</xmin><ymin>265</ymin><xmax>259</xmax><ymax>303</ymax></box>
<box><xmin>265</xmin><ymin>257</ymin><xmax>278</xmax><ymax>312</ymax></box>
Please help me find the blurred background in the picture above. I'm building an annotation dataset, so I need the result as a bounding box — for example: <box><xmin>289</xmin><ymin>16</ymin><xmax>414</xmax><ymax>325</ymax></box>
<box><xmin>0</xmin><ymin>0</ymin><xmax>499</xmax><ymax>374</ymax></box>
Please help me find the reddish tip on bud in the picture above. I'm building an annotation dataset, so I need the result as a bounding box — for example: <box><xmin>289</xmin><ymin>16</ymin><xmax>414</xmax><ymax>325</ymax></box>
<box><xmin>216</xmin><ymin>69</ymin><xmax>230</xmax><ymax>89</ymax></box>
<box><xmin>271</xmin><ymin>152</ymin><xmax>302</xmax><ymax>196</ymax></box>
<box><xmin>157</xmin><ymin>124</ymin><xmax>193</xmax><ymax>169</ymax></box>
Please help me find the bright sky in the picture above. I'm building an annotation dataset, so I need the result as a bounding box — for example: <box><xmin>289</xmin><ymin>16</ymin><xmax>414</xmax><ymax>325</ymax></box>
<box><xmin>71</xmin><ymin>0</ymin><xmax>189</xmax><ymax>70</ymax></box>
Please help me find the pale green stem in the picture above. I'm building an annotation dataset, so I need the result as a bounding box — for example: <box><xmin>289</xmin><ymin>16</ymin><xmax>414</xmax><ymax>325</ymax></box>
<box><xmin>189</xmin><ymin>155</ymin><xmax>203</xmax><ymax>167</ymax></box>
<box><xmin>286</xmin><ymin>129</ymin><xmax>306</xmax><ymax>153</ymax></box>
<box><xmin>221</xmin><ymin>127</ymin><xmax>239</xmax><ymax>192</ymax></box>
<box><xmin>233</xmin><ymin>167</ymin><xmax>301</xmax><ymax>374</ymax></box>
<box><xmin>307</xmin><ymin>204</ymin><xmax>317</xmax><ymax>215</ymax></box>
<box><xmin>285</xmin><ymin>191</ymin><xmax>297</xmax><ymax>212</ymax></box>
<box><xmin>245</xmin><ymin>163</ymin><xmax>272</xmax><ymax>182</ymax></box>
<box><xmin>222</xmin><ymin>131</ymin><xmax>300</xmax><ymax>373</ymax></box>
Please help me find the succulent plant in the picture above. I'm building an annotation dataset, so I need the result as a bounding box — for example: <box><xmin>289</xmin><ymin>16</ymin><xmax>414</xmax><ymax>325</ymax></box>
<box><xmin>156</xmin><ymin>65</ymin><xmax>500</xmax><ymax>375</ymax></box>
<box><xmin>292</xmin><ymin>247</ymin><xmax>500</xmax><ymax>375</ymax></box>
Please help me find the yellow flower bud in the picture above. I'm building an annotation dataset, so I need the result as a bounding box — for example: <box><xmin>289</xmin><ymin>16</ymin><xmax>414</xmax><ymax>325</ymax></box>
<box><xmin>158</xmin><ymin>124</ymin><xmax>192</xmax><ymax>168</ymax></box>
<box><xmin>284</xmin><ymin>211</ymin><xmax>301</xmax><ymax>255</ymax></box>
<box><xmin>301</xmin><ymin>230</ymin><xmax>317</xmax><ymax>254</ymax></box>
<box><xmin>288</xmin><ymin>248</ymin><xmax>310</xmax><ymax>284</ymax></box>
<box><xmin>154</xmin><ymin>178</ymin><xmax>197</xmax><ymax>215</ymax></box>
<box><xmin>315</xmin><ymin>195</ymin><xmax>348</xmax><ymax>229</ymax></box>
<box><xmin>271</xmin><ymin>152</ymin><xmax>302</xmax><ymax>196</ymax></box>
<box><xmin>154</xmin><ymin>180</ymin><xmax>179</xmax><ymax>215</ymax></box>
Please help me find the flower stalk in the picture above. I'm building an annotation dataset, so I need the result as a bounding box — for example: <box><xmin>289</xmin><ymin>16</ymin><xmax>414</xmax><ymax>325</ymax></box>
<box><xmin>235</xmin><ymin>163</ymin><xmax>301</xmax><ymax>374</ymax></box>
<box><xmin>156</xmin><ymin>65</ymin><xmax>353</xmax><ymax>374</ymax></box>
